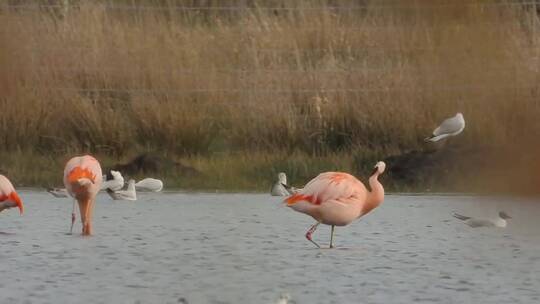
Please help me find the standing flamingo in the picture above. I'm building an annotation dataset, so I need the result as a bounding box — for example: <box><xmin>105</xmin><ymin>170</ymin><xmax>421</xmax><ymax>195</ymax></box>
<box><xmin>0</xmin><ymin>175</ymin><xmax>24</xmax><ymax>214</ymax></box>
<box><xmin>63</xmin><ymin>155</ymin><xmax>103</xmax><ymax>235</ymax></box>
<box><xmin>285</xmin><ymin>161</ymin><xmax>386</xmax><ymax>248</ymax></box>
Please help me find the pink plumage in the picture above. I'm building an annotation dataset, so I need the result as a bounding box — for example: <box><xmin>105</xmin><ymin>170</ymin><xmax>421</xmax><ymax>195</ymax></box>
<box><xmin>285</xmin><ymin>162</ymin><xmax>386</xmax><ymax>248</ymax></box>
<box><xmin>0</xmin><ymin>175</ymin><xmax>24</xmax><ymax>215</ymax></box>
<box><xmin>286</xmin><ymin>172</ymin><xmax>367</xmax><ymax>206</ymax></box>
<box><xmin>63</xmin><ymin>155</ymin><xmax>103</xmax><ymax>235</ymax></box>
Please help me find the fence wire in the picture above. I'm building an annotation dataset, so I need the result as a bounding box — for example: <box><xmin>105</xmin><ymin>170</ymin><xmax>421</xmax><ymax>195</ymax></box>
<box><xmin>27</xmin><ymin>84</ymin><xmax>536</xmax><ymax>95</ymax></box>
<box><xmin>3</xmin><ymin>1</ymin><xmax>540</xmax><ymax>11</ymax></box>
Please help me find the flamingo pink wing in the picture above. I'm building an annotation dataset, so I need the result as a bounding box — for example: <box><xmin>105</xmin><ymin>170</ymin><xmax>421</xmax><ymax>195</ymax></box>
<box><xmin>0</xmin><ymin>175</ymin><xmax>24</xmax><ymax>214</ymax></box>
<box><xmin>63</xmin><ymin>155</ymin><xmax>103</xmax><ymax>193</ymax></box>
<box><xmin>286</xmin><ymin>172</ymin><xmax>366</xmax><ymax>206</ymax></box>
<box><xmin>0</xmin><ymin>175</ymin><xmax>15</xmax><ymax>196</ymax></box>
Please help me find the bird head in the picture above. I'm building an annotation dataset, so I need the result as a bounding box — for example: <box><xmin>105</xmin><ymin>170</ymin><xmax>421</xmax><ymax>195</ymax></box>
<box><xmin>371</xmin><ymin>161</ymin><xmax>386</xmax><ymax>175</ymax></box>
<box><xmin>110</xmin><ymin>170</ymin><xmax>124</xmax><ymax>182</ymax></box>
<box><xmin>277</xmin><ymin>172</ymin><xmax>287</xmax><ymax>185</ymax></box>
<box><xmin>499</xmin><ymin>211</ymin><xmax>512</xmax><ymax>219</ymax></box>
<box><xmin>9</xmin><ymin>191</ymin><xmax>24</xmax><ymax>215</ymax></box>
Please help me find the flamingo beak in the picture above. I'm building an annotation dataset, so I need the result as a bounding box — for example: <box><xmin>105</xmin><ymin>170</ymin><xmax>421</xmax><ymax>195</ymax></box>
<box><xmin>10</xmin><ymin>191</ymin><xmax>24</xmax><ymax>215</ymax></box>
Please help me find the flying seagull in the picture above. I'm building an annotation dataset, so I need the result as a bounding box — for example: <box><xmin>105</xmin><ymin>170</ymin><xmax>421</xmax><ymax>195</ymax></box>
<box><xmin>135</xmin><ymin>178</ymin><xmax>163</xmax><ymax>192</ymax></box>
<box><xmin>425</xmin><ymin>112</ymin><xmax>465</xmax><ymax>142</ymax></box>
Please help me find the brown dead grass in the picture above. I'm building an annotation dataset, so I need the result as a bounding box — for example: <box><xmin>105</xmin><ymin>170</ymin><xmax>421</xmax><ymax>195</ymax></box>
<box><xmin>0</xmin><ymin>1</ymin><xmax>539</xmax><ymax>192</ymax></box>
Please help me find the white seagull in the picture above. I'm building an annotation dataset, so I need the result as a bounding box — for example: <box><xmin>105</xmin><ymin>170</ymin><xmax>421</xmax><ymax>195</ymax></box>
<box><xmin>425</xmin><ymin>112</ymin><xmax>465</xmax><ymax>142</ymax></box>
<box><xmin>135</xmin><ymin>178</ymin><xmax>163</xmax><ymax>192</ymax></box>
<box><xmin>101</xmin><ymin>170</ymin><xmax>125</xmax><ymax>191</ymax></box>
<box><xmin>453</xmin><ymin>211</ymin><xmax>512</xmax><ymax>228</ymax></box>
<box><xmin>274</xmin><ymin>293</ymin><xmax>291</xmax><ymax>304</ymax></box>
<box><xmin>271</xmin><ymin>172</ymin><xmax>298</xmax><ymax>196</ymax></box>
<box><xmin>107</xmin><ymin>179</ymin><xmax>137</xmax><ymax>201</ymax></box>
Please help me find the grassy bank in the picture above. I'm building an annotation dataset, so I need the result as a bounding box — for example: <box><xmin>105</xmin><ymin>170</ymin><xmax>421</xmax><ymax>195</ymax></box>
<box><xmin>0</xmin><ymin>150</ymin><xmax>363</xmax><ymax>192</ymax></box>
<box><xmin>1</xmin><ymin>1</ymin><xmax>539</xmax><ymax>193</ymax></box>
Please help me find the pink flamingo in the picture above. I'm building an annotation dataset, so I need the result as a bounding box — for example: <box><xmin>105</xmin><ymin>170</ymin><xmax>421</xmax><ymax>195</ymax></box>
<box><xmin>285</xmin><ymin>161</ymin><xmax>386</xmax><ymax>248</ymax></box>
<box><xmin>0</xmin><ymin>175</ymin><xmax>24</xmax><ymax>214</ymax></box>
<box><xmin>63</xmin><ymin>155</ymin><xmax>103</xmax><ymax>235</ymax></box>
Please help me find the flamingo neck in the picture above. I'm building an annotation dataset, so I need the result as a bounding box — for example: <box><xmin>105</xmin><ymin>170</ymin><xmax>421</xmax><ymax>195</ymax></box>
<box><xmin>364</xmin><ymin>173</ymin><xmax>384</xmax><ymax>214</ymax></box>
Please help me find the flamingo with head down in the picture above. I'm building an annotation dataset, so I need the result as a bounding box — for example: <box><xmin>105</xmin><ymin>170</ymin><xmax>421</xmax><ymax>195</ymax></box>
<box><xmin>63</xmin><ymin>155</ymin><xmax>102</xmax><ymax>236</ymax></box>
<box><xmin>0</xmin><ymin>175</ymin><xmax>24</xmax><ymax>215</ymax></box>
<box><xmin>285</xmin><ymin>161</ymin><xmax>386</xmax><ymax>248</ymax></box>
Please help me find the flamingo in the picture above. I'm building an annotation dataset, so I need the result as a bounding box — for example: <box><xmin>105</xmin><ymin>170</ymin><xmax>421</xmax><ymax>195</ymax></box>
<box><xmin>63</xmin><ymin>155</ymin><xmax>103</xmax><ymax>235</ymax></box>
<box><xmin>135</xmin><ymin>177</ymin><xmax>163</xmax><ymax>192</ymax></box>
<box><xmin>0</xmin><ymin>175</ymin><xmax>24</xmax><ymax>214</ymax></box>
<box><xmin>425</xmin><ymin>112</ymin><xmax>465</xmax><ymax>142</ymax></box>
<box><xmin>285</xmin><ymin>161</ymin><xmax>386</xmax><ymax>248</ymax></box>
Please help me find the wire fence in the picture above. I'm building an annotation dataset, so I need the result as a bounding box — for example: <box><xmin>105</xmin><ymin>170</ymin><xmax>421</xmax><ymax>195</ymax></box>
<box><xmin>27</xmin><ymin>65</ymin><xmax>535</xmax><ymax>75</ymax></box>
<box><xmin>3</xmin><ymin>1</ymin><xmax>540</xmax><ymax>11</ymax></box>
<box><xmin>15</xmin><ymin>44</ymin><xmax>540</xmax><ymax>54</ymax></box>
<box><xmin>26</xmin><ymin>84</ymin><xmax>536</xmax><ymax>96</ymax></box>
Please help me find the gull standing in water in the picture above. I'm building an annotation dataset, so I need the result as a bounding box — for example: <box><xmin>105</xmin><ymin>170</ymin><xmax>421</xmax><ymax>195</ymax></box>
<box><xmin>271</xmin><ymin>172</ymin><xmax>297</xmax><ymax>196</ymax></box>
<box><xmin>0</xmin><ymin>175</ymin><xmax>24</xmax><ymax>214</ymax></box>
<box><xmin>425</xmin><ymin>112</ymin><xmax>465</xmax><ymax>142</ymax></box>
<box><xmin>285</xmin><ymin>162</ymin><xmax>386</xmax><ymax>248</ymax></box>
<box><xmin>453</xmin><ymin>211</ymin><xmax>511</xmax><ymax>228</ymax></box>
<box><xmin>135</xmin><ymin>178</ymin><xmax>163</xmax><ymax>192</ymax></box>
<box><xmin>101</xmin><ymin>170</ymin><xmax>124</xmax><ymax>191</ymax></box>
<box><xmin>107</xmin><ymin>179</ymin><xmax>137</xmax><ymax>201</ymax></box>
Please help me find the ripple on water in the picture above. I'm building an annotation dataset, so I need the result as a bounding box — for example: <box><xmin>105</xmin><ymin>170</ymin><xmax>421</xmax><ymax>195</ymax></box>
<box><xmin>2</xmin><ymin>192</ymin><xmax>540</xmax><ymax>304</ymax></box>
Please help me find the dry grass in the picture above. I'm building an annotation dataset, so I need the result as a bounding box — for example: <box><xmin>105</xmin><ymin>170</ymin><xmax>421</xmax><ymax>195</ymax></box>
<box><xmin>1</xmin><ymin>1</ymin><xmax>539</xmax><ymax>192</ymax></box>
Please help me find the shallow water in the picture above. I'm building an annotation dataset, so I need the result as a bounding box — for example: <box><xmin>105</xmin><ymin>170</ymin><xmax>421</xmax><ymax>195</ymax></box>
<box><xmin>1</xmin><ymin>192</ymin><xmax>539</xmax><ymax>304</ymax></box>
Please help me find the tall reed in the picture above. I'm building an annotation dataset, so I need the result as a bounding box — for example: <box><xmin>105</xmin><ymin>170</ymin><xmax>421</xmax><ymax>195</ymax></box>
<box><xmin>0</xmin><ymin>1</ymin><xmax>539</xmax><ymax>191</ymax></box>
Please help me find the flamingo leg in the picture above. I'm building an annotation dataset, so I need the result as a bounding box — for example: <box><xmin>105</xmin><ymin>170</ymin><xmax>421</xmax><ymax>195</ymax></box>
<box><xmin>305</xmin><ymin>222</ymin><xmax>321</xmax><ymax>248</ymax></box>
<box><xmin>69</xmin><ymin>199</ymin><xmax>76</xmax><ymax>234</ymax></box>
<box><xmin>330</xmin><ymin>225</ymin><xmax>335</xmax><ymax>249</ymax></box>
<box><xmin>85</xmin><ymin>199</ymin><xmax>94</xmax><ymax>235</ymax></box>
<box><xmin>79</xmin><ymin>199</ymin><xmax>93</xmax><ymax>236</ymax></box>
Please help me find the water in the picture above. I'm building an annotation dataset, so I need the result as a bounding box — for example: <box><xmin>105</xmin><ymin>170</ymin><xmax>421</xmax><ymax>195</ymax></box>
<box><xmin>1</xmin><ymin>191</ymin><xmax>539</xmax><ymax>304</ymax></box>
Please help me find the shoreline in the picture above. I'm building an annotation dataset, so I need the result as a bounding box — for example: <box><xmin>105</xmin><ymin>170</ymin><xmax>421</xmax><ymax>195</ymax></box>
<box><xmin>2</xmin><ymin>149</ymin><xmax>538</xmax><ymax>196</ymax></box>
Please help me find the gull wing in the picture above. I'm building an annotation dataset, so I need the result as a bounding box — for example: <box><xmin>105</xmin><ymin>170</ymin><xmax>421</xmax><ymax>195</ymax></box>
<box><xmin>452</xmin><ymin>212</ymin><xmax>471</xmax><ymax>221</ymax></box>
<box><xmin>433</xmin><ymin>115</ymin><xmax>463</xmax><ymax>136</ymax></box>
